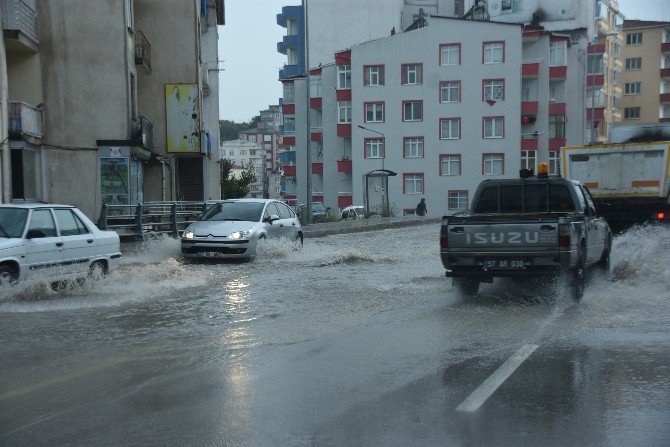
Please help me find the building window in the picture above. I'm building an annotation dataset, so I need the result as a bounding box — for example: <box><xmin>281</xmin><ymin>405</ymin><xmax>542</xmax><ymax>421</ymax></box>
<box><xmin>403</xmin><ymin>101</ymin><xmax>423</xmax><ymax>121</ymax></box>
<box><xmin>521</xmin><ymin>150</ymin><xmax>537</xmax><ymax>172</ymax></box>
<box><xmin>624</xmin><ymin>82</ymin><xmax>642</xmax><ymax>95</ymax></box>
<box><xmin>287</xmin><ymin>47</ymin><xmax>298</xmax><ymax>65</ymax></box>
<box><xmin>448</xmin><ymin>191</ymin><xmax>468</xmax><ymax>210</ymax></box>
<box><xmin>624</xmin><ymin>107</ymin><xmax>641</xmax><ymax>119</ymax></box>
<box><xmin>283</xmin><ymin>82</ymin><xmax>295</xmax><ymax>104</ymax></box>
<box><xmin>483</xmin><ymin>154</ymin><xmax>504</xmax><ymax>175</ymax></box>
<box><xmin>440</xmin><ymin>81</ymin><xmax>460</xmax><ymax>103</ymax></box>
<box><xmin>401</xmin><ymin>64</ymin><xmax>423</xmax><ymax>85</ymax></box>
<box><xmin>264</xmin><ymin>134</ymin><xmax>272</xmax><ymax>142</ymax></box>
<box><xmin>549</xmin><ymin>151</ymin><xmax>560</xmax><ymax>175</ymax></box>
<box><xmin>440</xmin><ymin>118</ymin><xmax>460</xmax><ymax>140</ymax></box>
<box><xmin>483</xmin><ymin>79</ymin><xmax>505</xmax><ymax>102</ymax></box>
<box><xmin>283</xmin><ymin>117</ymin><xmax>295</xmax><ymax>133</ymax></box>
<box><xmin>588</xmin><ymin>54</ymin><xmax>604</xmax><ymax>74</ymax></box>
<box><xmin>549</xmin><ymin>115</ymin><xmax>566</xmax><ymax>138</ymax></box>
<box><xmin>337</xmin><ymin>65</ymin><xmax>351</xmax><ymax>89</ymax></box>
<box><xmin>228</xmin><ymin>150</ymin><xmax>234</xmax><ymax>156</ymax></box>
<box><xmin>483</xmin><ymin>41</ymin><xmax>504</xmax><ymax>64</ymax></box>
<box><xmin>365</xmin><ymin>138</ymin><xmax>384</xmax><ymax>158</ymax></box>
<box><xmin>549</xmin><ymin>40</ymin><xmax>566</xmax><ymax>66</ymax></box>
<box><xmin>403</xmin><ymin>137</ymin><xmax>424</xmax><ymax>158</ymax></box>
<box><xmin>310</xmin><ymin>75</ymin><xmax>322</xmax><ymax>97</ymax></box>
<box><xmin>440</xmin><ymin>43</ymin><xmax>461</xmax><ymax>66</ymax></box>
<box><xmin>364</xmin><ymin>65</ymin><xmax>385</xmax><ymax>86</ymax></box>
<box><xmin>364</xmin><ymin>102</ymin><xmax>384</xmax><ymax>123</ymax></box>
<box><xmin>626</xmin><ymin>32</ymin><xmax>643</xmax><ymax>45</ymax></box>
<box><xmin>625</xmin><ymin>57</ymin><xmax>642</xmax><ymax>70</ymax></box>
<box><xmin>403</xmin><ymin>173</ymin><xmax>424</xmax><ymax>194</ymax></box>
<box><xmin>440</xmin><ymin>154</ymin><xmax>461</xmax><ymax>176</ymax></box>
<box><xmin>338</xmin><ymin>101</ymin><xmax>351</xmax><ymax>123</ymax></box>
<box><xmin>483</xmin><ymin>117</ymin><xmax>504</xmax><ymax>139</ymax></box>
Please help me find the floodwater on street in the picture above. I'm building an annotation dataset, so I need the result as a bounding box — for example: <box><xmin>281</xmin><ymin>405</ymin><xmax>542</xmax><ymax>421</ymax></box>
<box><xmin>1</xmin><ymin>223</ymin><xmax>669</xmax><ymax>446</ymax></box>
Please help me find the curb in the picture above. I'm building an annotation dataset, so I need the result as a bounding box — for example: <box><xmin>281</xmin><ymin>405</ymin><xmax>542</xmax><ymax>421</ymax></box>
<box><xmin>302</xmin><ymin>217</ymin><xmax>442</xmax><ymax>238</ymax></box>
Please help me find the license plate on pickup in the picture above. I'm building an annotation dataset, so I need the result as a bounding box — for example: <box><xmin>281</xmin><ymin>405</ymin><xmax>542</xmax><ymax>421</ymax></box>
<box><xmin>483</xmin><ymin>259</ymin><xmax>526</xmax><ymax>270</ymax></box>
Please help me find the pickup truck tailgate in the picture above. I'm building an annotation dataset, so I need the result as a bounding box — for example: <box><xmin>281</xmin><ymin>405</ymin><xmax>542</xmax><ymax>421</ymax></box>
<box><xmin>447</xmin><ymin>220</ymin><xmax>559</xmax><ymax>252</ymax></box>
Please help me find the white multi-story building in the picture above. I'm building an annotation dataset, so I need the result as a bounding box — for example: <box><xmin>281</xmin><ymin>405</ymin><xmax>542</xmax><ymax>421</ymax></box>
<box><xmin>220</xmin><ymin>139</ymin><xmax>266</xmax><ymax>198</ymax></box>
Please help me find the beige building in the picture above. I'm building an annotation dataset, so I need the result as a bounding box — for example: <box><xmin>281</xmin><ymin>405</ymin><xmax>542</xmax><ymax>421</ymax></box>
<box><xmin>220</xmin><ymin>139</ymin><xmax>266</xmax><ymax>198</ymax></box>
<box><xmin>620</xmin><ymin>20</ymin><xmax>670</xmax><ymax>124</ymax></box>
<box><xmin>1</xmin><ymin>0</ymin><xmax>224</xmax><ymax>220</ymax></box>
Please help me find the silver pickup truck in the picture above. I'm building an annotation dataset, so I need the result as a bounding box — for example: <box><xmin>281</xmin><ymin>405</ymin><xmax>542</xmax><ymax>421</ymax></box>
<box><xmin>440</xmin><ymin>176</ymin><xmax>612</xmax><ymax>301</ymax></box>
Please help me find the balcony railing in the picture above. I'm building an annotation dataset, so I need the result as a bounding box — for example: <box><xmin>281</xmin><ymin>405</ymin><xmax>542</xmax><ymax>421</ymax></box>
<box><xmin>8</xmin><ymin>101</ymin><xmax>42</xmax><ymax>139</ymax></box>
<box><xmin>134</xmin><ymin>31</ymin><xmax>152</xmax><ymax>74</ymax></box>
<box><xmin>1</xmin><ymin>0</ymin><xmax>38</xmax><ymax>47</ymax></box>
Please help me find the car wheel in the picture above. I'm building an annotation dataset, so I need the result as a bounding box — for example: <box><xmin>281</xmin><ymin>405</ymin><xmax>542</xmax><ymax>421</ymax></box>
<box><xmin>296</xmin><ymin>232</ymin><xmax>303</xmax><ymax>248</ymax></box>
<box><xmin>0</xmin><ymin>265</ymin><xmax>18</xmax><ymax>287</ymax></box>
<box><xmin>88</xmin><ymin>260</ymin><xmax>108</xmax><ymax>281</ymax></box>
<box><xmin>453</xmin><ymin>278</ymin><xmax>479</xmax><ymax>297</ymax></box>
<box><xmin>570</xmin><ymin>248</ymin><xmax>586</xmax><ymax>302</ymax></box>
<box><xmin>597</xmin><ymin>237</ymin><xmax>612</xmax><ymax>273</ymax></box>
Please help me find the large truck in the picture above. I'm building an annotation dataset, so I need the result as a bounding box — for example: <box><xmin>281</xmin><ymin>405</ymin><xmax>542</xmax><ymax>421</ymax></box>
<box><xmin>562</xmin><ymin>142</ymin><xmax>670</xmax><ymax>231</ymax></box>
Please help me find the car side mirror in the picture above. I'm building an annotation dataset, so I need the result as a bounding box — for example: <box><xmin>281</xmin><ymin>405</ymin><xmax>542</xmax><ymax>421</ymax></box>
<box><xmin>26</xmin><ymin>229</ymin><xmax>47</xmax><ymax>239</ymax></box>
<box><xmin>265</xmin><ymin>214</ymin><xmax>280</xmax><ymax>224</ymax></box>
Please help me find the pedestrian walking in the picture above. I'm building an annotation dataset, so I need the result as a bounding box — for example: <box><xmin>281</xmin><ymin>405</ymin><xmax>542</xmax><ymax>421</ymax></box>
<box><xmin>416</xmin><ymin>198</ymin><xmax>427</xmax><ymax>216</ymax></box>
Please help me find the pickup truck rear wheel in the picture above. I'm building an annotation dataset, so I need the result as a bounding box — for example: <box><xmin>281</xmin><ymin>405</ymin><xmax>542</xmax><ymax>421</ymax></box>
<box><xmin>597</xmin><ymin>237</ymin><xmax>612</xmax><ymax>273</ymax></box>
<box><xmin>570</xmin><ymin>251</ymin><xmax>586</xmax><ymax>302</ymax></box>
<box><xmin>454</xmin><ymin>279</ymin><xmax>479</xmax><ymax>297</ymax></box>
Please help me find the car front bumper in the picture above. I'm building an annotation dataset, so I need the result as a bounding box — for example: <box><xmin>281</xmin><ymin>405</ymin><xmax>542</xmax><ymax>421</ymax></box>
<box><xmin>181</xmin><ymin>238</ymin><xmax>257</xmax><ymax>259</ymax></box>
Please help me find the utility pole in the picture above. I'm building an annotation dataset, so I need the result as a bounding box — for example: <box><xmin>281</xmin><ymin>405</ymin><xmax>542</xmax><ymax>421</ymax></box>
<box><xmin>0</xmin><ymin>8</ymin><xmax>10</xmax><ymax>203</ymax></box>
<box><xmin>303</xmin><ymin>0</ymin><xmax>312</xmax><ymax>224</ymax></box>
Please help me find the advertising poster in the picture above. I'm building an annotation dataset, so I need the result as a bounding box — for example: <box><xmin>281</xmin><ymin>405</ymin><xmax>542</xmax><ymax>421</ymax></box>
<box><xmin>165</xmin><ymin>83</ymin><xmax>200</xmax><ymax>153</ymax></box>
<box><xmin>100</xmin><ymin>157</ymin><xmax>130</xmax><ymax>206</ymax></box>
<box><xmin>486</xmin><ymin>0</ymin><xmax>577</xmax><ymax>23</ymax></box>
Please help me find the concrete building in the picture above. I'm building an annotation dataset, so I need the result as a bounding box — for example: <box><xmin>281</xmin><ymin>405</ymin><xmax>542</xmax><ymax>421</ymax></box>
<box><xmin>619</xmin><ymin>20</ymin><xmax>670</xmax><ymax>124</ymax></box>
<box><xmin>220</xmin><ymin>139</ymin><xmax>265</xmax><ymax>198</ymax></box>
<box><xmin>1</xmin><ymin>0</ymin><xmax>224</xmax><ymax>220</ymax></box>
<box><xmin>238</xmin><ymin>105</ymin><xmax>282</xmax><ymax>175</ymax></box>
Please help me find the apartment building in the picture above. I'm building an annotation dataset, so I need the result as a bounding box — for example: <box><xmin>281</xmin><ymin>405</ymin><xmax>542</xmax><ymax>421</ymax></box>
<box><xmin>1</xmin><ymin>0</ymin><xmax>224</xmax><ymax>219</ymax></box>
<box><xmin>238</xmin><ymin>105</ymin><xmax>282</xmax><ymax>175</ymax></box>
<box><xmin>619</xmin><ymin>20</ymin><xmax>670</xmax><ymax>124</ymax></box>
<box><xmin>220</xmin><ymin>139</ymin><xmax>266</xmax><ymax>198</ymax></box>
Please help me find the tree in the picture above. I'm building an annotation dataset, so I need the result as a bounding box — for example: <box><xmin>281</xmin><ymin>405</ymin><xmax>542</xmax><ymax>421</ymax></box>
<box><xmin>219</xmin><ymin>158</ymin><xmax>256</xmax><ymax>199</ymax></box>
<box><xmin>219</xmin><ymin>115</ymin><xmax>262</xmax><ymax>141</ymax></box>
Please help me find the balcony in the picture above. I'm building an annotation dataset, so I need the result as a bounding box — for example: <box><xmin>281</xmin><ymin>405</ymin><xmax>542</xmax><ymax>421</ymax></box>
<box><xmin>134</xmin><ymin>31</ymin><xmax>152</xmax><ymax>74</ymax></box>
<box><xmin>661</xmin><ymin>68</ymin><xmax>670</xmax><ymax>79</ymax></box>
<box><xmin>549</xmin><ymin>138</ymin><xmax>566</xmax><ymax>150</ymax></box>
<box><xmin>282</xmin><ymin>103</ymin><xmax>295</xmax><ymax>114</ymax></box>
<box><xmin>311</xmin><ymin>163</ymin><xmax>323</xmax><ymax>174</ymax></box>
<box><xmin>283</xmin><ymin>165</ymin><xmax>296</xmax><ymax>176</ymax></box>
<box><xmin>338</xmin><ymin>194</ymin><xmax>353</xmax><ymax>208</ymax></box>
<box><xmin>586</xmin><ymin>108</ymin><xmax>605</xmax><ymax>120</ymax></box>
<box><xmin>338</xmin><ymin>159</ymin><xmax>352</xmax><ymax>173</ymax></box>
<box><xmin>662</xmin><ymin>42</ymin><xmax>670</xmax><ymax>54</ymax></box>
<box><xmin>277</xmin><ymin>34</ymin><xmax>300</xmax><ymax>55</ymax></box>
<box><xmin>521</xmin><ymin>136</ymin><xmax>538</xmax><ymax>150</ymax></box>
<box><xmin>8</xmin><ymin>101</ymin><xmax>42</xmax><ymax>140</ymax></box>
<box><xmin>587</xmin><ymin>44</ymin><xmax>606</xmax><ymax>54</ymax></box>
<box><xmin>522</xmin><ymin>62</ymin><xmax>539</xmax><ymax>78</ymax></box>
<box><xmin>521</xmin><ymin>101</ymin><xmax>538</xmax><ymax>115</ymax></box>
<box><xmin>310</xmin><ymin>97</ymin><xmax>322</xmax><ymax>109</ymax></box>
<box><xmin>337</xmin><ymin>123</ymin><xmax>352</xmax><ymax>137</ymax></box>
<box><xmin>279</xmin><ymin>64</ymin><xmax>303</xmax><ymax>80</ymax></box>
<box><xmin>661</xmin><ymin>93</ymin><xmax>670</xmax><ymax>103</ymax></box>
<box><xmin>1</xmin><ymin>0</ymin><xmax>38</xmax><ymax>51</ymax></box>
<box><xmin>336</xmin><ymin>90</ymin><xmax>352</xmax><ymax>101</ymax></box>
<box><xmin>549</xmin><ymin>102</ymin><xmax>567</xmax><ymax>115</ymax></box>
<box><xmin>587</xmin><ymin>74</ymin><xmax>605</xmax><ymax>87</ymax></box>
<box><xmin>277</xmin><ymin>6</ymin><xmax>301</xmax><ymax>27</ymax></box>
<box><xmin>549</xmin><ymin>66</ymin><xmax>567</xmax><ymax>79</ymax></box>
<box><xmin>310</xmin><ymin>128</ymin><xmax>322</xmax><ymax>142</ymax></box>
<box><xmin>281</xmin><ymin>135</ymin><xmax>295</xmax><ymax>146</ymax></box>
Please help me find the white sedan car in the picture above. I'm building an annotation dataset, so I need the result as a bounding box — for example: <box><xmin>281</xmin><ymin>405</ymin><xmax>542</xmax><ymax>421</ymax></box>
<box><xmin>181</xmin><ymin>199</ymin><xmax>303</xmax><ymax>260</ymax></box>
<box><xmin>0</xmin><ymin>204</ymin><xmax>122</xmax><ymax>287</ymax></box>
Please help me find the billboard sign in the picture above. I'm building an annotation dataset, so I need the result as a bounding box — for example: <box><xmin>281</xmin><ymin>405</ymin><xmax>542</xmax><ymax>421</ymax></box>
<box><xmin>165</xmin><ymin>83</ymin><xmax>200</xmax><ymax>153</ymax></box>
<box><xmin>484</xmin><ymin>0</ymin><xmax>577</xmax><ymax>23</ymax></box>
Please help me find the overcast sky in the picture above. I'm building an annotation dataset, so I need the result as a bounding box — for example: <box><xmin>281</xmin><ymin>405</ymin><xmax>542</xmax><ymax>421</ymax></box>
<box><xmin>218</xmin><ymin>0</ymin><xmax>666</xmax><ymax>123</ymax></box>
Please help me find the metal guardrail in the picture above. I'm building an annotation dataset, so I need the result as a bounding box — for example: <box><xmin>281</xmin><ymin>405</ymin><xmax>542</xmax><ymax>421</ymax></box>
<box><xmin>98</xmin><ymin>201</ymin><xmax>218</xmax><ymax>240</ymax></box>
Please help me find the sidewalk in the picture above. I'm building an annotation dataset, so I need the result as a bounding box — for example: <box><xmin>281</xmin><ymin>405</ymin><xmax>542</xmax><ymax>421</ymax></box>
<box><xmin>302</xmin><ymin>216</ymin><xmax>442</xmax><ymax>238</ymax></box>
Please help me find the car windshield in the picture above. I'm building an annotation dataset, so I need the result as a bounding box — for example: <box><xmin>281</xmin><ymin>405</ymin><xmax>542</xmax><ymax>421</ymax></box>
<box><xmin>0</xmin><ymin>208</ymin><xmax>29</xmax><ymax>238</ymax></box>
<box><xmin>312</xmin><ymin>203</ymin><xmax>326</xmax><ymax>212</ymax></box>
<box><xmin>201</xmin><ymin>202</ymin><xmax>264</xmax><ymax>222</ymax></box>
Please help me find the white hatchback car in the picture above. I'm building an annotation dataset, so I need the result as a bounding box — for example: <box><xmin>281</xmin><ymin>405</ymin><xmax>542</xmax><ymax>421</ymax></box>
<box><xmin>181</xmin><ymin>199</ymin><xmax>303</xmax><ymax>260</ymax></box>
<box><xmin>0</xmin><ymin>204</ymin><xmax>122</xmax><ymax>287</ymax></box>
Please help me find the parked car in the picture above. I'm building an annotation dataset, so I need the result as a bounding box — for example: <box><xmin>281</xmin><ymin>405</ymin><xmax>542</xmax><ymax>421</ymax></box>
<box><xmin>340</xmin><ymin>205</ymin><xmax>366</xmax><ymax>220</ymax></box>
<box><xmin>181</xmin><ymin>199</ymin><xmax>303</xmax><ymax>260</ymax></box>
<box><xmin>297</xmin><ymin>202</ymin><xmax>330</xmax><ymax>222</ymax></box>
<box><xmin>0</xmin><ymin>204</ymin><xmax>122</xmax><ymax>287</ymax></box>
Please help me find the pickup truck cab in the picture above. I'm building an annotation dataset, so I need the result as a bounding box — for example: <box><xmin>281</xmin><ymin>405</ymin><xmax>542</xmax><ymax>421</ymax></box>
<box><xmin>440</xmin><ymin>173</ymin><xmax>612</xmax><ymax>301</ymax></box>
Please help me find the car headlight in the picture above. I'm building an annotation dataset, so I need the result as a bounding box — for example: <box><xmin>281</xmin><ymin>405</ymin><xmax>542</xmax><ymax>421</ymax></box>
<box><xmin>228</xmin><ymin>228</ymin><xmax>253</xmax><ymax>240</ymax></box>
<box><xmin>183</xmin><ymin>230</ymin><xmax>194</xmax><ymax>239</ymax></box>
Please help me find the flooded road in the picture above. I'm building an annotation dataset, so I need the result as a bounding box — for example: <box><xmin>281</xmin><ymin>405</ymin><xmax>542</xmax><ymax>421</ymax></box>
<box><xmin>1</xmin><ymin>223</ymin><xmax>669</xmax><ymax>446</ymax></box>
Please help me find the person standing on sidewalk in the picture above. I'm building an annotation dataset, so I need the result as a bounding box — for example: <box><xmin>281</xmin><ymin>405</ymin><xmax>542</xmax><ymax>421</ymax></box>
<box><xmin>416</xmin><ymin>198</ymin><xmax>427</xmax><ymax>216</ymax></box>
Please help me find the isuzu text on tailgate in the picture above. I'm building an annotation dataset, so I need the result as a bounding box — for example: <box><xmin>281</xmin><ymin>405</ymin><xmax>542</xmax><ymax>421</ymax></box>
<box><xmin>440</xmin><ymin>164</ymin><xmax>612</xmax><ymax>301</ymax></box>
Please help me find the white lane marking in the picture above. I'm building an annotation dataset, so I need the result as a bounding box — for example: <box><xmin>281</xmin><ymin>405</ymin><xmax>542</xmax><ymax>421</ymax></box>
<box><xmin>456</xmin><ymin>344</ymin><xmax>539</xmax><ymax>413</ymax></box>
